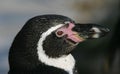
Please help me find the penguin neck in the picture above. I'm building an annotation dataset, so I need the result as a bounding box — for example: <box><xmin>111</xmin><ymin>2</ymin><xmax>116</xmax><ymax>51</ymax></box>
<box><xmin>37</xmin><ymin>48</ymin><xmax>75</xmax><ymax>74</ymax></box>
<box><xmin>37</xmin><ymin>24</ymin><xmax>75</xmax><ymax>74</ymax></box>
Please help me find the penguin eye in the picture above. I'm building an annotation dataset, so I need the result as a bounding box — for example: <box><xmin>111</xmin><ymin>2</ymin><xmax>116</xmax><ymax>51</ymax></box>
<box><xmin>56</xmin><ymin>31</ymin><xmax>64</xmax><ymax>37</ymax></box>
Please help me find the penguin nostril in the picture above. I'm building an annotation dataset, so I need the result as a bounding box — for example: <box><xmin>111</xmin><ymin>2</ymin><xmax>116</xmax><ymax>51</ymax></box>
<box><xmin>89</xmin><ymin>29</ymin><xmax>95</xmax><ymax>33</ymax></box>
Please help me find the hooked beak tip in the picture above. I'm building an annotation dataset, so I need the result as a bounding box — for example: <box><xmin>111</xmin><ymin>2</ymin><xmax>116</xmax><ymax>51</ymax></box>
<box><xmin>100</xmin><ymin>27</ymin><xmax>110</xmax><ymax>36</ymax></box>
<box><xmin>73</xmin><ymin>23</ymin><xmax>110</xmax><ymax>39</ymax></box>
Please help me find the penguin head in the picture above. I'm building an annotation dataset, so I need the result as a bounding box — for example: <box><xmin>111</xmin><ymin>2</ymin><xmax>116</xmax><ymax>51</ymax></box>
<box><xmin>24</xmin><ymin>14</ymin><xmax>109</xmax><ymax>58</ymax></box>
<box><xmin>10</xmin><ymin>14</ymin><xmax>109</xmax><ymax>59</ymax></box>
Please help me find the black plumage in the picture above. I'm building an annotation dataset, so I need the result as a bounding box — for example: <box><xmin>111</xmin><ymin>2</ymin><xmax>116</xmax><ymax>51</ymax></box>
<box><xmin>8</xmin><ymin>14</ymin><xmax>109</xmax><ymax>74</ymax></box>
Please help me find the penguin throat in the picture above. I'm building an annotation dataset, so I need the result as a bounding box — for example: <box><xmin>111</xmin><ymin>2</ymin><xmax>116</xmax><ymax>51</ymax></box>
<box><xmin>37</xmin><ymin>24</ymin><xmax>75</xmax><ymax>74</ymax></box>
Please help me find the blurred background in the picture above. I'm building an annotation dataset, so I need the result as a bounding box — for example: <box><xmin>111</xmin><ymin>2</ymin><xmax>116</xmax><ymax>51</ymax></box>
<box><xmin>0</xmin><ymin>0</ymin><xmax>119</xmax><ymax>74</ymax></box>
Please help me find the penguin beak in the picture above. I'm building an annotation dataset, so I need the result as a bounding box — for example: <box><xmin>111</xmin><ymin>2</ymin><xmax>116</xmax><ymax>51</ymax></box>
<box><xmin>56</xmin><ymin>23</ymin><xmax>109</xmax><ymax>44</ymax></box>
<box><xmin>73</xmin><ymin>23</ymin><xmax>110</xmax><ymax>39</ymax></box>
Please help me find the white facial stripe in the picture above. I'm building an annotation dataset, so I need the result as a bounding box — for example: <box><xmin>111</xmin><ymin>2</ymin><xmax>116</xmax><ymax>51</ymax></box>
<box><xmin>37</xmin><ymin>24</ymin><xmax>75</xmax><ymax>74</ymax></box>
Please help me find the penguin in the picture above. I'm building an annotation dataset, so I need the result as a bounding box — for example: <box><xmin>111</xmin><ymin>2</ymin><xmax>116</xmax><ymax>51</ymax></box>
<box><xmin>8</xmin><ymin>14</ymin><xmax>109</xmax><ymax>74</ymax></box>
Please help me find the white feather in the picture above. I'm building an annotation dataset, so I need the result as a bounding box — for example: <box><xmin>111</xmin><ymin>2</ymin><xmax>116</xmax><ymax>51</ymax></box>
<box><xmin>37</xmin><ymin>24</ymin><xmax>75</xmax><ymax>74</ymax></box>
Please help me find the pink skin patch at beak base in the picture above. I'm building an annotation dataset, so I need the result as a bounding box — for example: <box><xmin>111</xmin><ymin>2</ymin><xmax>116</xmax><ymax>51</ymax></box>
<box><xmin>56</xmin><ymin>23</ymin><xmax>85</xmax><ymax>43</ymax></box>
